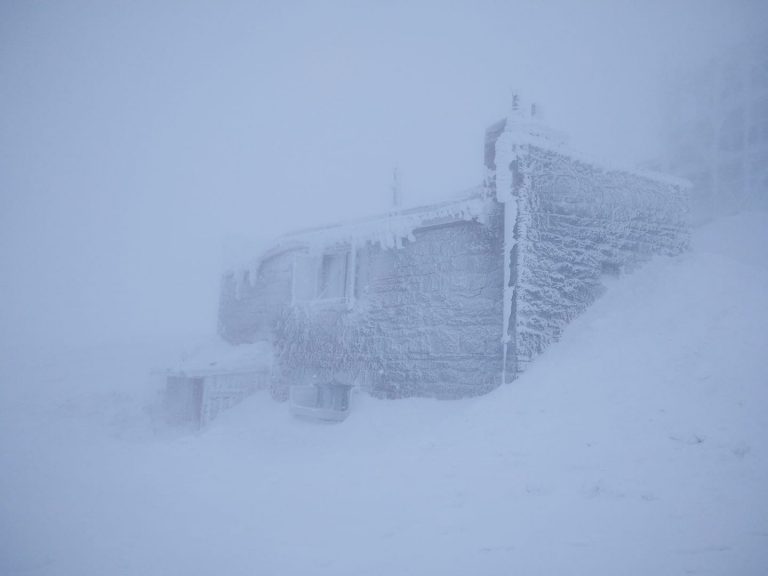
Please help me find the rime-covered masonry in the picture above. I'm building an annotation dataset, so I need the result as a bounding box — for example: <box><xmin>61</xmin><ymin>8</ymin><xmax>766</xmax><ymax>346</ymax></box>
<box><xmin>217</xmin><ymin>101</ymin><xmax>689</xmax><ymax>400</ymax></box>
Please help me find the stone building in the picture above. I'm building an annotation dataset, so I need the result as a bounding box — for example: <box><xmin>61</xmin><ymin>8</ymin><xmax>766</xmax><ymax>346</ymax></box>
<box><xmin>218</xmin><ymin>102</ymin><xmax>689</xmax><ymax>400</ymax></box>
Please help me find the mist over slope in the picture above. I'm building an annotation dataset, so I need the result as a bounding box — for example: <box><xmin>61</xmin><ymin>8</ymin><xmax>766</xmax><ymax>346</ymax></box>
<box><xmin>4</xmin><ymin>0</ymin><xmax>765</xmax><ymax>356</ymax></box>
<box><xmin>1</xmin><ymin>211</ymin><xmax>767</xmax><ymax>574</ymax></box>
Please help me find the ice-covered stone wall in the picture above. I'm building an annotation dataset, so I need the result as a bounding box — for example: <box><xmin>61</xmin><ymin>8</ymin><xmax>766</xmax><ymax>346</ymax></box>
<box><xmin>218</xmin><ymin>207</ymin><xmax>504</xmax><ymax>399</ymax></box>
<box><xmin>218</xmin><ymin>248</ymin><xmax>295</xmax><ymax>344</ymax></box>
<box><xmin>490</xmin><ymin>112</ymin><xmax>689</xmax><ymax>378</ymax></box>
<box><xmin>274</xmin><ymin>214</ymin><xmax>504</xmax><ymax>399</ymax></box>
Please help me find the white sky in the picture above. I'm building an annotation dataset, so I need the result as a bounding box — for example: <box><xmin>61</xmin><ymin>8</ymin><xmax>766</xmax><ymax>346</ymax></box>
<box><xmin>0</xmin><ymin>0</ymin><xmax>764</xmax><ymax>354</ymax></box>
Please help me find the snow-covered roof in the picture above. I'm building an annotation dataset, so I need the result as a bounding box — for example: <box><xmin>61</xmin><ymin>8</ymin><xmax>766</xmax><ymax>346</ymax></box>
<box><xmin>282</xmin><ymin>187</ymin><xmax>488</xmax><ymax>249</ymax></box>
<box><xmin>231</xmin><ymin>186</ymin><xmax>491</xmax><ymax>275</ymax></box>
<box><xmin>168</xmin><ymin>338</ymin><xmax>272</xmax><ymax>377</ymax></box>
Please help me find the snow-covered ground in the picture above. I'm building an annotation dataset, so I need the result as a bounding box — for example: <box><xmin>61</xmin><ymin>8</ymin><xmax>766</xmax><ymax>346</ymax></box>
<box><xmin>1</xmin><ymin>212</ymin><xmax>767</xmax><ymax>575</ymax></box>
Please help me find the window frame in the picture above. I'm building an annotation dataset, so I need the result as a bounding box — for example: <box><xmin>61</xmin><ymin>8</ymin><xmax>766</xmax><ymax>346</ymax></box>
<box><xmin>290</xmin><ymin>246</ymin><xmax>356</xmax><ymax>309</ymax></box>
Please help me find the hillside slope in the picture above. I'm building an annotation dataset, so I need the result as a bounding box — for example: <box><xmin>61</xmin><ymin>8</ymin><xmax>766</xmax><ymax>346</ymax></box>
<box><xmin>1</xmin><ymin>212</ymin><xmax>767</xmax><ymax>575</ymax></box>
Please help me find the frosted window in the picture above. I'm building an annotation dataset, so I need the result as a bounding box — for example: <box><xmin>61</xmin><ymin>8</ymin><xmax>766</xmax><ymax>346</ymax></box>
<box><xmin>318</xmin><ymin>252</ymin><xmax>348</xmax><ymax>299</ymax></box>
<box><xmin>292</xmin><ymin>250</ymin><xmax>352</xmax><ymax>303</ymax></box>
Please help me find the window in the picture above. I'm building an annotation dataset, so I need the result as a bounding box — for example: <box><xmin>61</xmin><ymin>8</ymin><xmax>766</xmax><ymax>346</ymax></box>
<box><xmin>319</xmin><ymin>252</ymin><xmax>348</xmax><ymax>299</ymax></box>
<box><xmin>292</xmin><ymin>247</ymin><xmax>355</xmax><ymax>306</ymax></box>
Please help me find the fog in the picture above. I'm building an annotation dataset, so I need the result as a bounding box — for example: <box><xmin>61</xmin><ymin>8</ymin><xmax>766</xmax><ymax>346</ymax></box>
<box><xmin>2</xmin><ymin>2</ymin><xmax>768</xmax><ymax>575</ymax></box>
<box><xmin>0</xmin><ymin>0</ymin><xmax>762</xmax><ymax>355</ymax></box>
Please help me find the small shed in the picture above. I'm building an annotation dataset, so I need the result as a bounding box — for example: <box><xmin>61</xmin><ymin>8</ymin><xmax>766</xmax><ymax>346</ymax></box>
<box><xmin>164</xmin><ymin>340</ymin><xmax>272</xmax><ymax>428</ymax></box>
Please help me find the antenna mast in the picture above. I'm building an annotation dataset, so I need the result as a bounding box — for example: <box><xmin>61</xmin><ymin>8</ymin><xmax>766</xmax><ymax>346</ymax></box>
<box><xmin>391</xmin><ymin>167</ymin><xmax>402</xmax><ymax>209</ymax></box>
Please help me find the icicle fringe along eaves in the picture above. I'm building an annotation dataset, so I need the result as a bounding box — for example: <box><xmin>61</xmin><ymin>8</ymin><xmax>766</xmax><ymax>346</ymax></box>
<box><xmin>227</xmin><ymin>189</ymin><xmax>489</xmax><ymax>285</ymax></box>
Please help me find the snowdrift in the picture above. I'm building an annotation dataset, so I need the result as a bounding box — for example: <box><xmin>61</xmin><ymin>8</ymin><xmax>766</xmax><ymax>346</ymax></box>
<box><xmin>1</xmin><ymin>212</ymin><xmax>767</xmax><ymax>575</ymax></box>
